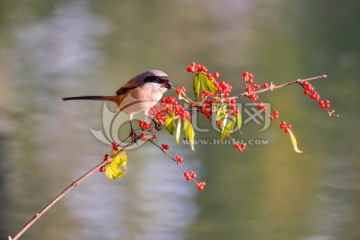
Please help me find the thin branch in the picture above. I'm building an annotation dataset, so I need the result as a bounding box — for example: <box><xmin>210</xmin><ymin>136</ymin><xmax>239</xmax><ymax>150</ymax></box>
<box><xmin>230</xmin><ymin>74</ymin><xmax>327</xmax><ymax>99</ymax></box>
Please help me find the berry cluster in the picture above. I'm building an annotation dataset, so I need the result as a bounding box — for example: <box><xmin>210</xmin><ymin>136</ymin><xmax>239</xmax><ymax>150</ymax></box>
<box><xmin>301</xmin><ymin>81</ymin><xmax>331</xmax><ymax>109</ymax></box>
<box><xmin>161</xmin><ymin>143</ymin><xmax>170</xmax><ymax>150</ymax></box>
<box><xmin>138</xmin><ymin>120</ymin><xmax>151</xmax><ymax>130</ymax></box>
<box><xmin>187</xmin><ymin>62</ymin><xmax>240</xmax><ymax>119</ymax></box>
<box><xmin>184</xmin><ymin>171</ymin><xmax>197</xmax><ymax>181</ymax></box>
<box><xmin>270</xmin><ymin>110</ymin><xmax>279</xmax><ymax>120</ymax></box>
<box><xmin>257</xmin><ymin>102</ymin><xmax>266</xmax><ymax>111</ymax></box>
<box><xmin>111</xmin><ymin>141</ymin><xmax>119</xmax><ymax>151</ymax></box>
<box><xmin>243</xmin><ymin>72</ymin><xmax>261</xmax><ymax>101</ymax></box>
<box><xmin>99</xmin><ymin>142</ymin><xmax>119</xmax><ymax>173</ymax></box>
<box><xmin>187</xmin><ymin>62</ymin><xmax>232</xmax><ymax>97</ymax></box>
<box><xmin>214</xmin><ymin>80</ymin><xmax>233</xmax><ymax>98</ymax></box>
<box><xmin>280</xmin><ymin>121</ymin><xmax>292</xmax><ymax>133</ymax></box>
<box><xmin>148</xmin><ymin>96</ymin><xmax>191</xmax><ymax>124</ymax></box>
<box><xmin>99</xmin><ymin>153</ymin><xmax>110</xmax><ymax>172</ymax></box>
<box><xmin>225</xmin><ymin>98</ymin><xmax>239</xmax><ymax>116</ymax></box>
<box><xmin>175</xmin><ymin>86</ymin><xmax>187</xmax><ymax>95</ymax></box>
<box><xmin>187</xmin><ymin>62</ymin><xmax>208</xmax><ymax>73</ymax></box>
<box><xmin>196</xmin><ymin>181</ymin><xmax>206</xmax><ymax>191</ymax></box>
<box><xmin>233</xmin><ymin>142</ymin><xmax>247</xmax><ymax>152</ymax></box>
<box><xmin>175</xmin><ymin>155</ymin><xmax>184</xmax><ymax>163</ymax></box>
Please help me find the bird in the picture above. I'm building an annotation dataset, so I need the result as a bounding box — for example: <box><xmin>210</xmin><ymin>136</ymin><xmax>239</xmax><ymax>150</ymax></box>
<box><xmin>62</xmin><ymin>70</ymin><xmax>172</xmax><ymax>140</ymax></box>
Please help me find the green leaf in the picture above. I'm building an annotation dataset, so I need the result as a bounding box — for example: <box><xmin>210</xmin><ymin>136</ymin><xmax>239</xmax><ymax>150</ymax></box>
<box><xmin>289</xmin><ymin>130</ymin><xmax>303</xmax><ymax>153</ymax></box>
<box><xmin>206</xmin><ymin>77</ymin><xmax>218</xmax><ymax>93</ymax></box>
<box><xmin>236</xmin><ymin>112</ymin><xmax>243</xmax><ymax>133</ymax></box>
<box><xmin>193</xmin><ymin>73</ymin><xmax>201</xmax><ymax>100</ymax></box>
<box><xmin>105</xmin><ymin>148</ymin><xmax>128</xmax><ymax>179</ymax></box>
<box><xmin>200</xmin><ymin>72</ymin><xmax>209</xmax><ymax>91</ymax></box>
<box><xmin>176</xmin><ymin>118</ymin><xmax>182</xmax><ymax>144</ymax></box>
<box><xmin>220</xmin><ymin>116</ymin><xmax>236</xmax><ymax>140</ymax></box>
<box><xmin>194</xmin><ymin>73</ymin><xmax>218</xmax><ymax>100</ymax></box>
<box><xmin>164</xmin><ymin>111</ymin><xmax>176</xmax><ymax>135</ymax></box>
<box><xmin>183</xmin><ymin>120</ymin><xmax>195</xmax><ymax>151</ymax></box>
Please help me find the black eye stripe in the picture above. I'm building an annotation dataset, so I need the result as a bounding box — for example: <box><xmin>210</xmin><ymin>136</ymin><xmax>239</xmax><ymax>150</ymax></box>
<box><xmin>144</xmin><ymin>75</ymin><xmax>169</xmax><ymax>84</ymax></box>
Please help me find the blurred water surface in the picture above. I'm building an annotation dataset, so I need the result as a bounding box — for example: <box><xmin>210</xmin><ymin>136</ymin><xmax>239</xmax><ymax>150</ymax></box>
<box><xmin>0</xmin><ymin>1</ymin><xmax>359</xmax><ymax>240</ymax></box>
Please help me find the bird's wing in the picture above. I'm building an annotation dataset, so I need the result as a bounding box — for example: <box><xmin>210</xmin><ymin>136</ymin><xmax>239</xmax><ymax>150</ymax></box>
<box><xmin>116</xmin><ymin>82</ymin><xmax>138</xmax><ymax>95</ymax></box>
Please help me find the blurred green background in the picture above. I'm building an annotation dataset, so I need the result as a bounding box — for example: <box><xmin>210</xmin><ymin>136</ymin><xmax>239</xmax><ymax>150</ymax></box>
<box><xmin>0</xmin><ymin>1</ymin><xmax>359</xmax><ymax>240</ymax></box>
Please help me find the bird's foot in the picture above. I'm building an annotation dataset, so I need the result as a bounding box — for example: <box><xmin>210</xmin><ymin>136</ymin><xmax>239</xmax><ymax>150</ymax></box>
<box><xmin>148</xmin><ymin>117</ymin><xmax>162</xmax><ymax>131</ymax></box>
<box><xmin>154</xmin><ymin>121</ymin><xmax>163</xmax><ymax>131</ymax></box>
<box><xmin>129</xmin><ymin>128</ymin><xmax>138</xmax><ymax>143</ymax></box>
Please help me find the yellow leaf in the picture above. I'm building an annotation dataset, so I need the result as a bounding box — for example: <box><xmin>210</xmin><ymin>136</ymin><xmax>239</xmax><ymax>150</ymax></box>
<box><xmin>105</xmin><ymin>161</ymin><xmax>126</xmax><ymax>179</ymax></box>
<box><xmin>176</xmin><ymin>118</ymin><xmax>182</xmax><ymax>144</ymax></box>
<box><xmin>105</xmin><ymin>148</ymin><xmax>128</xmax><ymax>179</ymax></box>
<box><xmin>164</xmin><ymin>111</ymin><xmax>176</xmax><ymax>135</ymax></box>
<box><xmin>184</xmin><ymin>120</ymin><xmax>195</xmax><ymax>151</ymax></box>
<box><xmin>289</xmin><ymin>130</ymin><xmax>303</xmax><ymax>153</ymax></box>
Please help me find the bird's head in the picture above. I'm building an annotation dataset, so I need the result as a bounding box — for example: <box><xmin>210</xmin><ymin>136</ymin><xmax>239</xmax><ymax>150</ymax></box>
<box><xmin>142</xmin><ymin>70</ymin><xmax>172</xmax><ymax>90</ymax></box>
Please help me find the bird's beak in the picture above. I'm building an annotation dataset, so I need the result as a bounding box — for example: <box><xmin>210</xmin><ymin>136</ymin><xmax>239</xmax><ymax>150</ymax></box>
<box><xmin>165</xmin><ymin>82</ymin><xmax>172</xmax><ymax>89</ymax></box>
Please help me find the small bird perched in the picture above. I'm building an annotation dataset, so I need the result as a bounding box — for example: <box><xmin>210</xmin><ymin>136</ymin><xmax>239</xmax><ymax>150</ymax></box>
<box><xmin>62</xmin><ymin>70</ymin><xmax>172</xmax><ymax>139</ymax></box>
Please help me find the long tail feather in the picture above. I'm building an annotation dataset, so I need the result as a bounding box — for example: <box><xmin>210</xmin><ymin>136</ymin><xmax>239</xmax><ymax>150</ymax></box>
<box><xmin>62</xmin><ymin>96</ymin><xmax>107</xmax><ymax>101</ymax></box>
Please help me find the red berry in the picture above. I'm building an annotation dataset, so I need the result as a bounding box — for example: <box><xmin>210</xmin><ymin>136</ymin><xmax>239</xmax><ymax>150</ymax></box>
<box><xmin>304</xmin><ymin>89</ymin><xmax>310</xmax><ymax>95</ymax></box>
<box><xmin>306</xmin><ymin>84</ymin><xmax>313</xmax><ymax>91</ymax></box>
<box><xmin>140</xmin><ymin>133</ymin><xmax>148</xmax><ymax>141</ymax></box>
<box><xmin>187</xmin><ymin>66</ymin><xmax>195</xmax><ymax>73</ymax></box>
<box><xmin>233</xmin><ymin>143</ymin><xmax>239</xmax><ymax>148</ymax></box>
<box><xmin>240</xmin><ymin>143</ymin><xmax>246</xmax><ymax>149</ymax></box>
<box><xmin>197</xmin><ymin>184</ymin><xmax>204</xmax><ymax>191</ymax></box>
<box><xmin>257</xmin><ymin>102</ymin><xmax>265</xmax><ymax>110</ymax></box>
<box><xmin>213</xmin><ymin>72</ymin><xmax>220</xmax><ymax>79</ymax></box>
<box><xmin>152</xmin><ymin>134</ymin><xmax>157</xmax><ymax>139</ymax></box>
<box><xmin>280</xmin><ymin>121</ymin><xmax>286</xmax><ymax>129</ymax></box>
<box><xmin>263</xmin><ymin>82</ymin><xmax>269</xmax><ymax>88</ymax></box>
<box><xmin>99</xmin><ymin>166</ymin><xmax>106</xmax><ymax>172</ymax></box>
<box><xmin>190</xmin><ymin>171</ymin><xmax>197</xmax><ymax>179</ymax></box>
<box><xmin>311</xmin><ymin>92</ymin><xmax>317</xmax><ymax>100</ymax></box>
<box><xmin>284</xmin><ymin>127</ymin><xmax>291</xmax><ymax>134</ymax></box>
